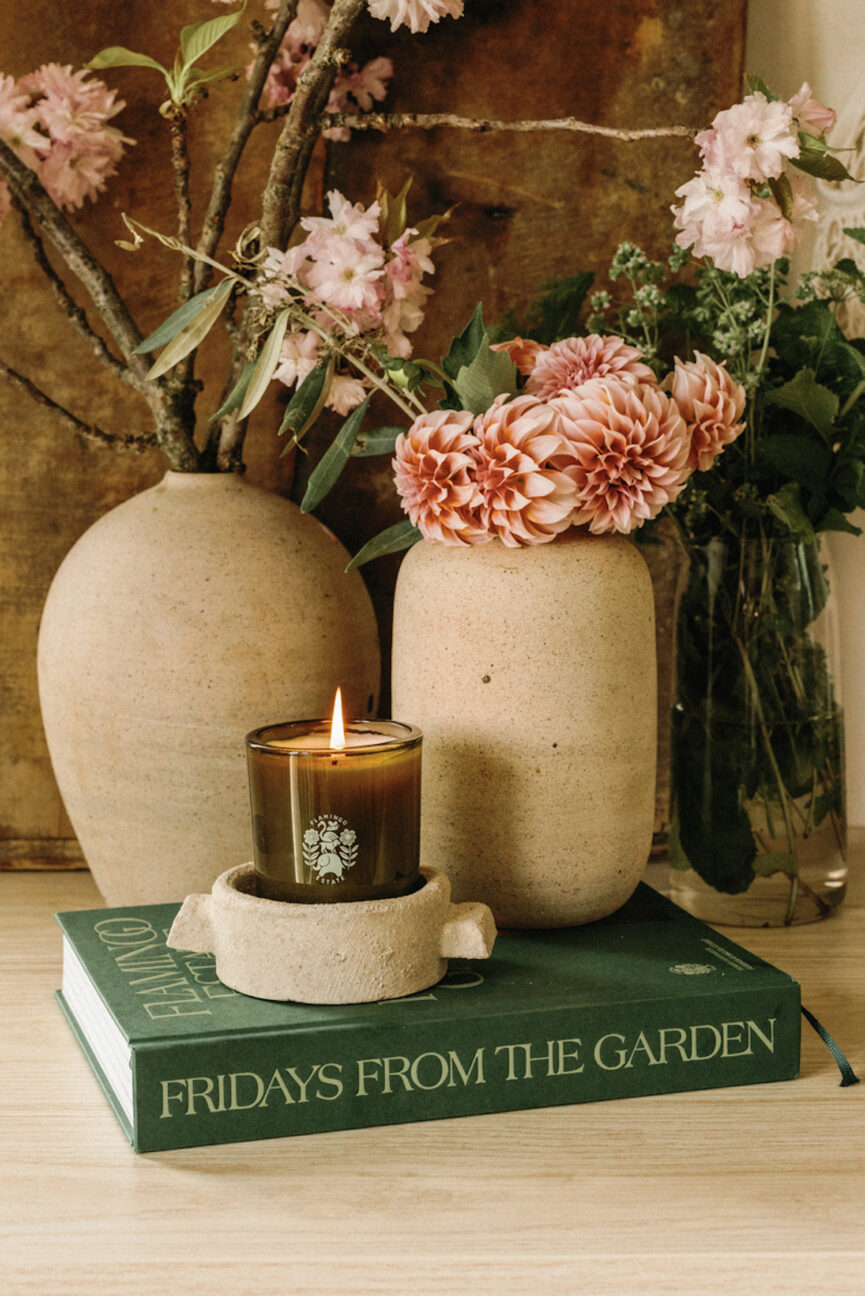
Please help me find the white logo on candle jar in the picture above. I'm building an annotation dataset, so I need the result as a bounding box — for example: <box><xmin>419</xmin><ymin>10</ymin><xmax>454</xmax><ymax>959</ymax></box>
<box><xmin>303</xmin><ymin>815</ymin><xmax>358</xmax><ymax>883</ymax></box>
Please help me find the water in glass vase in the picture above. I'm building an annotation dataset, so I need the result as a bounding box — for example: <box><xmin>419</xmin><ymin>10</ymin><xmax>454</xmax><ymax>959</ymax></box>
<box><xmin>668</xmin><ymin>535</ymin><xmax>847</xmax><ymax>927</ymax></box>
<box><xmin>669</xmin><ymin>722</ymin><xmax>847</xmax><ymax>925</ymax></box>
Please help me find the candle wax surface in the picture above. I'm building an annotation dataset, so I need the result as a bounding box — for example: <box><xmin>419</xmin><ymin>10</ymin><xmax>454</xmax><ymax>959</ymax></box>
<box><xmin>246</xmin><ymin>719</ymin><xmax>422</xmax><ymax>903</ymax></box>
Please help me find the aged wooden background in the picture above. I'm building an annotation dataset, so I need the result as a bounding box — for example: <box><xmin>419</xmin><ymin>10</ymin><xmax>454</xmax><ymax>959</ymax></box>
<box><xmin>0</xmin><ymin>0</ymin><xmax>745</xmax><ymax>869</ymax></box>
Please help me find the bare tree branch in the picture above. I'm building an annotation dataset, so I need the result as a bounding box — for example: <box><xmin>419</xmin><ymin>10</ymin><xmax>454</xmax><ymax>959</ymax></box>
<box><xmin>14</xmin><ymin>201</ymin><xmax>144</xmax><ymax>393</ymax></box>
<box><xmin>314</xmin><ymin>111</ymin><xmax>698</xmax><ymax>142</ymax></box>
<box><xmin>167</xmin><ymin>106</ymin><xmax>194</xmax><ymax>303</ymax></box>
<box><xmin>194</xmin><ymin>0</ymin><xmax>300</xmax><ymax>294</ymax></box>
<box><xmin>0</xmin><ymin>358</ymin><xmax>157</xmax><ymax>452</ymax></box>
<box><xmin>0</xmin><ymin>139</ymin><xmax>200</xmax><ymax>469</ymax></box>
<box><xmin>260</xmin><ymin>0</ymin><xmax>366</xmax><ymax>250</ymax></box>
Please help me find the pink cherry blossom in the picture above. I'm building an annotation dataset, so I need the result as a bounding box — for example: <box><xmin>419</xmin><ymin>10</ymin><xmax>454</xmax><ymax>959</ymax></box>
<box><xmin>788</xmin><ymin>82</ymin><xmax>836</xmax><ymax>138</ymax></box>
<box><xmin>273</xmin><ymin>329</ymin><xmax>323</xmax><ymax>388</ymax></box>
<box><xmin>367</xmin><ymin>0</ymin><xmax>464</xmax><ymax>34</ymax></box>
<box><xmin>708</xmin><ymin>91</ymin><xmax>799</xmax><ymax>182</ymax></box>
<box><xmin>301</xmin><ymin>191</ymin><xmax>382</xmax><ymax>245</ymax></box>
<box><xmin>381</xmin><ymin>230</ymin><xmax>434</xmax><ymax>355</ymax></box>
<box><xmin>472</xmin><ymin>395</ymin><xmax>577</xmax><ymax>546</ymax></box>
<box><xmin>747</xmin><ymin>195</ymin><xmax>797</xmax><ymax>266</ymax></box>
<box><xmin>489</xmin><ymin>336</ymin><xmax>545</xmax><ymax>377</ymax></box>
<box><xmin>525</xmin><ymin>334</ymin><xmax>654</xmax><ymax>400</ymax></box>
<box><xmin>665</xmin><ymin>352</ymin><xmax>746</xmax><ymax>472</ymax></box>
<box><xmin>393</xmin><ymin>410</ymin><xmax>485</xmax><ymax>545</ymax></box>
<box><xmin>552</xmin><ymin>378</ymin><xmax>691</xmax><ymax>535</ymax></box>
<box><xmin>305</xmin><ymin>240</ymin><xmax>385</xmax><ymax>312</ymax></box>
<box><xmin>672</xmin><ymin>167</ymin><xmax>753</xmax><ymax>238</ymax></box>
<box><xmin>8</xmin><ymin>64</ymin><xmax>132</xmax><ymax>211</ymax></box>
<box><xmin>0</xmin><ymin>73</ymin><xmax>46</xmax><ymax>169</ymax></box>
<box><xmin>326</xmin><ymin>374</ymin><xmax>368</xmax><ymax>415</ymax></box>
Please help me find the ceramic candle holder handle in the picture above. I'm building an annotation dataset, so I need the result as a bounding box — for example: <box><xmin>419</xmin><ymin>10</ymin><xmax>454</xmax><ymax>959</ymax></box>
<box><xmin>441</xmin><ymin>902</ymin><xmax>497</xmax><ymax>960</ymax></box>
<box><xmin>167</xmin><ymin>865</ymin><xmax>496</xmax><ymax>1004</ymax></box>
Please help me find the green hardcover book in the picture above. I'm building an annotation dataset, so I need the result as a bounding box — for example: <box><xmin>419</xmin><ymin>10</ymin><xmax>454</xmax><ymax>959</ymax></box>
<box><xmin>55</xmin><ymin>884</ymin><xmax>801</xmax><ymax>1153</ymax></box>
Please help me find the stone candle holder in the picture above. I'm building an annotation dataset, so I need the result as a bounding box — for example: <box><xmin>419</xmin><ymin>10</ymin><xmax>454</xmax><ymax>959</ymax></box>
<box><xmin>167</xmin><ymin>864</ymin><xmax>497</xmax><ymax>1004</ymax></box>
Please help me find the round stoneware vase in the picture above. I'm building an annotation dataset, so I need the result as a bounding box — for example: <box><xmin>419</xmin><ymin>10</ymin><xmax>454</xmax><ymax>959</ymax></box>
<box><xmin>37</xmin><ymin>471</ymin><xmax>380</xmax><ymax>906</ymax></box>
<box><xmin>391</xmin><ymin>532</ymin><xmax>657</xmax><ymax>928</ymax></box>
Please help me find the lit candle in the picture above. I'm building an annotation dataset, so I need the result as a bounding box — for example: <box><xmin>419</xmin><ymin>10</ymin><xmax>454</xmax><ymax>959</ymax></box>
<box><xmin>246</xmin><ymin>690</ymin><xmax>422</xmax><ymax>903</ymax></box>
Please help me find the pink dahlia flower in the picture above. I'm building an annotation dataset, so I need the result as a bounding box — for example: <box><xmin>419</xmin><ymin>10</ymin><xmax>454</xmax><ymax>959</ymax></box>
<box><xmin>525</xmin><ymin>334</ymin><xmax>654</xmax><ymax>400</ymax></box>
<box><xmin>666</xmin><ymin>352</ymin><xmax>746</xmax><ymax>472</ymax></box>
<box><xmin>490</xmin><ymin>336</ymin><xmax>545</xmax><ymax>377</ymax></box>
<box><xmin>472</xmin><ymin>395</ymin><xmax>577</xmax><ymax>546</ymax></box>
<box><xmin>393</xmin><ymin>410</ymin><xmax>485</xmax><ymax>545</ymax></box>
<box><xmin>553</xmin><ymin>378</ymin><xmax>691</xmax><ymax>535</ymax></box>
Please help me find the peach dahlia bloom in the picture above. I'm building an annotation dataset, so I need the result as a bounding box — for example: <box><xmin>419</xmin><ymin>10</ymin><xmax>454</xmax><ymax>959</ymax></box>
<box><xmin>666</xmin><ymin>352</ymin><xmax>746</xmax><ymax>472</ymax></box>
<box><xmin>525</xmin><ymin>334</ymin><xmax>654</xmax><ymax>400</ymax></box>
<box><xmin>393</xmin><ymin>409</ymin><xmax>485</xmax><ymax>545</ymax></box>
<box><xmin>553</xmin><ymin>378</ymin><xmax>691</xmax><ymax>535</ymax></box>
<box><xmin>489</xmin><ymin>336</ymin><xmax>545</xmax><ymax>377</ymax></box>
<box><xmin>472</xmin><ymin>395</ymin><xmax>577</xmax><ymax>546</ymax></box>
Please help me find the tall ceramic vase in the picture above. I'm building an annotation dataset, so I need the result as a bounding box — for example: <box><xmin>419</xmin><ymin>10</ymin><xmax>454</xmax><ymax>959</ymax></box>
<box><xmin>391</xmin><ymin>531</ymin><xmax>657</xmax><ymax>928</ymax></box>
<box><xmin>37</xmin><ymin>471</ymin><xmax>381</xmax><ymax>906</ymax></box>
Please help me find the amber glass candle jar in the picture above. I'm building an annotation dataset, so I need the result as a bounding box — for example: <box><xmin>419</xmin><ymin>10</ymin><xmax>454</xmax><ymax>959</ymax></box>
<box><xmin>246</xmin><ymin>718</ymin><xmax>422</xmax><ymax>903</ymax></box>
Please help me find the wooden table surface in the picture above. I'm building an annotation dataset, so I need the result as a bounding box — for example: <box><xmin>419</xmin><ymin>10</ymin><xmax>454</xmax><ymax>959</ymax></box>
<box><xmin>2</xmin><ymin>851</ymin><xmax>863</xmax><ymax>1296</ymax></box>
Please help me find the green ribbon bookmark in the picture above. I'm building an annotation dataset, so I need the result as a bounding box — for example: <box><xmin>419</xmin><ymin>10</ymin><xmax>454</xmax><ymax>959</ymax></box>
<box><xmin>802</xmin><ymin>1006</ymin><xmax>861</xmax><ymax>1087</ymax></box>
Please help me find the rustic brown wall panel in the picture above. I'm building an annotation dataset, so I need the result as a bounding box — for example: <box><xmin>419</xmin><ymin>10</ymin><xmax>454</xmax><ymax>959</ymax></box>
<box><xmin>0</xmin><ymin>0</ymin><xmax>744</xmax><ymax>866</ymax></box>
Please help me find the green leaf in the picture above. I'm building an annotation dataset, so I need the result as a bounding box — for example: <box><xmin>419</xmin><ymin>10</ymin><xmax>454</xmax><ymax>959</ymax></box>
<box><xmin>525</xmin><ymin>272</ymin><xmax>594</xmax><ymax>344</ymax></box>
<box><xmin>180</xmin><ymin>8</ymin><xmax>243</xmax><ymax>68</ymax></box>
<box><xmin>88</xmin><ymin>46</ymin><xmax>167</xmax><ymax>74</ymax></box>
<box><xmin>768</xmin><ymin>174</ymin><xmax>793</xmax><ymax>221</ymax></box>
<box><xmin>441</xmin><ymin>304</ymin><xmax>486</xmax><ymax>381</ymax></box>
<box><xmin>351</xmin><ymin>427</ymin><xmax>403</xmax><ymax>457</ymax></box>
<box><xmin>239</xmin><ymin>310</ymin><xmax>290</xmax><ymax>420</ymax></box>
<box><xmin>452</xmin><ymin>335</ymin><xmax>519</xmax><ymax>414</ymax></box>
<box><xmin>791</xmin><ymin>148</ymin><xmax>858</xmax><ymax>183</ymax></box>
<box><xmin>277</xmin><ymin>359</ymin><xmax>333</xmax><ymax>447</ymax></box>
<box><xmin>379</xmin><ymin>178</ymin><xmax>412</xmax><ymax>248</ymax></box>
<box><xmin>145</xmin><ymin>279</ymin><xmax>233</xmax><ymax>378</ymax></box>
<box><xmin>764</xmin><ymin>368</ymin><xmax>839</xmax><ymax>438</ymax></box>
<box><xmin>301</xmin><ymin>396</ymin><xmax>372</xmax><ymax>514</ymax></box>
<box><xmin>135</xmin><ymin>284</ymin><xmax>232</xmax><ymax>356</ymax></box>
<box><xmin>346</xmin><ymin>520</ymin><xmax>422</xmax><ymax>571</ymax></box>
<box><xmin>209</xmin><ymin>361</ymin><xmax>256</xmax><ymax>424</ymax></box>
<box><xmin>819</xmin><ymin>507</ymin><xmax>862</xmax><ymax>535</ymax></box>
<box><xmin>752</xmin><ymin>852</ymin><xmax>795</xmax><ymax>877</ymax></box>
<box><xmin>185</xmin><ymin>65</ymin><xmax>237</xmax><ymax>91</ymax></box>
<box><xmin>766</xmin><ymin>482</ymin><xmax>816</xmax><ymax>538</ymax></box>
<box><xmin>843</xmin><ymin>226</ymin><xmax>865</xmax><ymax>246</ymax></box>
<box><xmin>744</xmin><ymin>73</ymin><xmax>777</xmax><ymax>100</ymax></box>
<box><xmin>756</xmin><ymin>433</ymin><xmax>831</xmax><ymax>487</ymax></box>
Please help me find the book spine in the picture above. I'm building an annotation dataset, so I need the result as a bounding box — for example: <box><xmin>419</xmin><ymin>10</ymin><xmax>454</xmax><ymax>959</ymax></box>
<box><xmin>131</xmin><ymin>982</ymin><xmax>800</xmax><ymax>1152</ymax></box>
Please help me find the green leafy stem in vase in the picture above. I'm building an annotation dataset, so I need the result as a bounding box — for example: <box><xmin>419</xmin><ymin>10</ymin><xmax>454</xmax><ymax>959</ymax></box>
<box><xmin>669</xmin><ymin>534</ymin><xmax>845</xmax><ymax>922</ymax></box>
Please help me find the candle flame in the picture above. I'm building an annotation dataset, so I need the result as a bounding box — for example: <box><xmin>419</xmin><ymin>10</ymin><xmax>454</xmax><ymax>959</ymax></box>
<box><xmin>329</xmin><ymin>687</ymin><xmax>345</xmax><ymax>749</ymax></box>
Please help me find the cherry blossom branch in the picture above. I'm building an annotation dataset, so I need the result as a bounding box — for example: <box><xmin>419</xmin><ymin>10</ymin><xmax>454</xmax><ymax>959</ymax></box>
<box><xmin>316</xmin><ymin>111</ymin><xmax>697</xmax><ymax>141</ymax></box>
<box><xmin>167</xmin><ymin>107</ymin><xmax>194</xmax><ymax>303</ymax></box>
<box><xmin>194</xmin><ymin>0</ymin><xmax>299</xmax><ymax>294</ymax></box>
<box><xmin>260</xmin><ymin>0</ymin><xmax>367</xmax><ymax>249</ymax></box>
<box><xmin>0</xmin><ymin>138</ymin><xmax>199</xmax><ymax>468</ymax></box>
<box><xmin>14</xmin><ymin>201</ymin><xmax>139</xmax><ymax>390</ymax></box>
<box><xmin>0</xmin><ymin>358</ymin><xmax>156</xmax><ymax>451</ymax></box>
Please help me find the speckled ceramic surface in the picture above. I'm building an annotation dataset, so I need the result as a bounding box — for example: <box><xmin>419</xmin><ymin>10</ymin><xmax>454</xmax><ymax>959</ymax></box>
<box><xmin>38</xmin><ymin>472</ymin><xmax>380</xmax><ymax>907</ymax></box>
<box><xmin>391</xmin><ymin>533</ymin><xmax>657</xmax><ymax>928</ymax></box>
<box><xmin>167</xmin><ymin>865</ymin><xmax>497</xmax><ymax>1004</ymax></box>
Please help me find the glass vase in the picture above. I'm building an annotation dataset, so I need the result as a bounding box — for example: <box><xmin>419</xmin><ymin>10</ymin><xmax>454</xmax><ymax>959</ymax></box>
<box><xmin>668</xmin><ymin>534</ymin><xmax>846</xmax><ymax>926</ymax></box>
